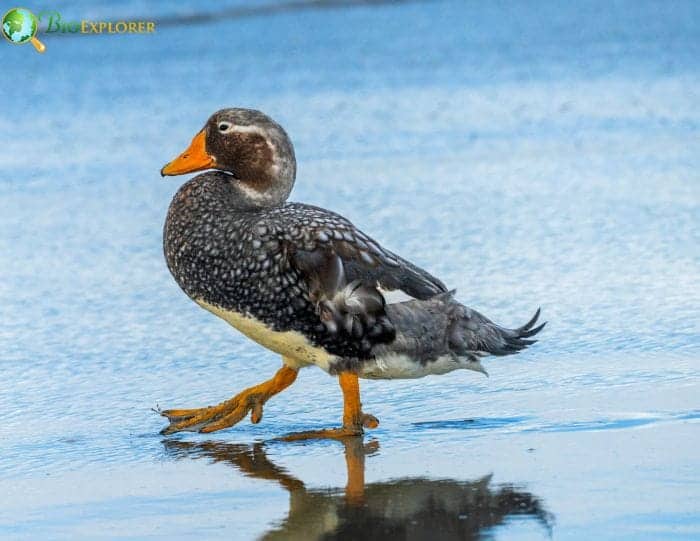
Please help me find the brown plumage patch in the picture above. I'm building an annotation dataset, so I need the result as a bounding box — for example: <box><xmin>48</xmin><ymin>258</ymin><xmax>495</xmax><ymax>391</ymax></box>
<box><xmin>208</xmin><ymin>131</ymin><xmax>275</xmax><ymax>190</ymax></box>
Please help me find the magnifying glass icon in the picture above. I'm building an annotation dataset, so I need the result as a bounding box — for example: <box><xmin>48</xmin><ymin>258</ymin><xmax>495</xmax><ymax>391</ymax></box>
<box><xmin>2</xmin><ymin>7</ymin><xmax>46</xmax><ymax>53</ymax></box>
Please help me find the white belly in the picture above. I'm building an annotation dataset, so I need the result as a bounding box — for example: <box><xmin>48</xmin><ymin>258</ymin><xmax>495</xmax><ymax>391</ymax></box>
<box><xmin>196</xmin><ymin>299</ymin><xmax>488</xmax><ymax>379</ymax></box>
<box><xmin>196</xmin><ymin>299</ymin><xmax>337</xmax><ymax>372</ymax></box>
<box><xmin>359</xmin><ymin>353</ymin><xmax>461</xmax><ymax>379</ymax></box>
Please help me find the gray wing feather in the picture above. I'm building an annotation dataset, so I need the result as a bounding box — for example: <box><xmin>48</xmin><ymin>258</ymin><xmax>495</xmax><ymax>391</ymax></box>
<box><xmin>280</xmin><ymin>203</ymin><xmax>446</xmax><ymax>300</ymax></box>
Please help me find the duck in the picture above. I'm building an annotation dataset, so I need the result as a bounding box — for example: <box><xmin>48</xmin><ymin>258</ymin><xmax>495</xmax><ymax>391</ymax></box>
<box><xmin>158</xmin><ymin>108</ymin><xmax>544</xmax><ymax>439</ymax></box>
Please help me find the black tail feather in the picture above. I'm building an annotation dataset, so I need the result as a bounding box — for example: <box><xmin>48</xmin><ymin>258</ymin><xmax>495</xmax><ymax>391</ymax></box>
<box><xmin>450</xmin><ymin>305</ymin><xmax>546</xmax><ymax>358</ymax></box>
<box><xmin>491</xmin><ymin>308</ymin><xmax>546</xmax><ymax>356</ymax></box>
<box><xmin>519</xmin><ymin>307</ymin><xmax>541</xmax><ymax>332</ymax></box>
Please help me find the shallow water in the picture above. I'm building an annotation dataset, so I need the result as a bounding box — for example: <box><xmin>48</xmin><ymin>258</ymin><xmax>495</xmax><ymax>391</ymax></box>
<box><xmin>1</xmin><ymin>0</ymin><xmax>699</xmax><ymax>539</ymax></box>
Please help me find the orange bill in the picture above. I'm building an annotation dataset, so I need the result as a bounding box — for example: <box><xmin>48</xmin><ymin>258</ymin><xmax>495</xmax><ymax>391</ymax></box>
<box><xmin>161</xmin><ymin>130</ymin><xmax>215</xmax><ymax>176</ymax></box>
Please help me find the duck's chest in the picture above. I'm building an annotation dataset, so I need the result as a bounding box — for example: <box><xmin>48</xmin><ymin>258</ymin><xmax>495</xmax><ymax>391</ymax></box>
<box><xmin>164</xmin><ymin>185</ymin><xmax>332</xmax><ymax>357</ymax></box>
<box><xmin>165</xmin><ymin>201</ymin><xmax>309</xmax><ymax>324</ymax></box>
<box><xmin>165</xmin><ymin>212</ymin><xmax>333</xmax><ymax>368</ymax></box>
<box><xmin>163</xmin><ymin>183</ymin><xmax>370</xmax><ymax>365</ymax></box>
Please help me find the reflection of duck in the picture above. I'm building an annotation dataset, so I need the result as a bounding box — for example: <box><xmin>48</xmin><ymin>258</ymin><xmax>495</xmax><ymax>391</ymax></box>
<box><xmin>163</xmin><ymin>439</ymin><xmax>553</xmax><ymax>540</ymax></box>
<box><xmin>158</xmin><ymin>108</ymin><xmax>545</xmax><ymax>439</ymax></box>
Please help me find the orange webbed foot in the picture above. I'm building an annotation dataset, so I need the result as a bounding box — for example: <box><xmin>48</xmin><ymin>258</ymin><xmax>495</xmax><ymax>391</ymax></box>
<box><xmin>159</xmin><ymin>395</ymin><xmax>260</xmax><ymax>434</ymax></box>
<box><xmin>158</xmin><ymin>365</ymin><xmax>298</xmax><ymax>435</ymax></box>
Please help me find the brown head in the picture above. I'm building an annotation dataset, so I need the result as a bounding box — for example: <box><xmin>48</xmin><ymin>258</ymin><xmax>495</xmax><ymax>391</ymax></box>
<box><xmin>161</xmin><ymin>108</ymin><xmax>296</xmax><ymax>207</ymax></box>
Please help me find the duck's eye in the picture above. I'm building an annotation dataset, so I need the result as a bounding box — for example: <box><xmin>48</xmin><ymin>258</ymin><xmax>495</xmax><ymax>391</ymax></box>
<box><xmin>218</xmin><ymin>122</ymin><xmax>232</xmax><ymax>133</ymax></box>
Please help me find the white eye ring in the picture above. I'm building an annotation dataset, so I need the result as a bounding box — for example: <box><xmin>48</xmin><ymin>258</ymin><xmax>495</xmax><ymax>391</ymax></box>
<box><xmin>218</xmin><ymin>122</ymin><xmax>233</xmax><ymax>133</ymax></box>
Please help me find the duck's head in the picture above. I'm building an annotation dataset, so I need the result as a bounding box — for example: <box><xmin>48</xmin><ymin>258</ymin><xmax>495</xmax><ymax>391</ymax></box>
<box><xmin>161</xmin><ymin>108</ymin><xmax>296</xmax><ymax>207</ymax></box>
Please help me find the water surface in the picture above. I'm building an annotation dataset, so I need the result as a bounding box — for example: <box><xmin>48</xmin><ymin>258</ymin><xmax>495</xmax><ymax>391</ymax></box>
<box><xmin>1</xmin><ymin>0</ymin><xmax>699</xmax><ymax>539</ymax></box>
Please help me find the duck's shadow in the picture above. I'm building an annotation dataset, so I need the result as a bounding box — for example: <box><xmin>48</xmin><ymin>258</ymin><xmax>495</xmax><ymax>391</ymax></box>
<box><xmin>163</xmin><ymin>437</ymin><xmax>553</xmax><ymax>540</ymax></box>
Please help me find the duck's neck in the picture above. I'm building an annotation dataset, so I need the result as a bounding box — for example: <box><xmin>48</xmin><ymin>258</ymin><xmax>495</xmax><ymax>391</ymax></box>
<box><xmin>233</xmin><ymin>156</ymin><xmax>295</xmax><ymax>210</ymax></box>
<box><xmin>232</xmin><ymin>175</ymin><xmax>292</xmax><ymax>210</ymax></box>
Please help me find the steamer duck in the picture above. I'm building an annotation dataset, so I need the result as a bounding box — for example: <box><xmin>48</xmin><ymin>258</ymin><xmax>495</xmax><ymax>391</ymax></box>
<box><xmin>158</xmin><ymin>108</ymin><xmax>544</xmax><ymax>438</ymax></box>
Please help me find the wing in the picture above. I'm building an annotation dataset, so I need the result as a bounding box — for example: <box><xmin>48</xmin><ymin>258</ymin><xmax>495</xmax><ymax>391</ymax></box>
<box><xmin>279</xmin><ymin>203</ymin><xmax>447</xmax><ymax>299</ymax></box>
<box><xmin>272</xmin><ymin>203</ymin><xmax>448</xmax><ymax>353</ymax></box>
<box><xmin>293</xmin><ymin>247</ymin><xmax>396</xmax><ymax>353</ymax></box>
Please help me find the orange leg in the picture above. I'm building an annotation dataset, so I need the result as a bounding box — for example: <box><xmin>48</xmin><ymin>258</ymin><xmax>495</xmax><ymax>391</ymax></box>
<box><xmin>280</xmin><ymin>372</ymin><xmax>378</xmax><ymax>441</ymax></box>
<box><xmin>159</xmin><ymin>364</ymin><xmax>298</xmax><ymax>434</ymax></box>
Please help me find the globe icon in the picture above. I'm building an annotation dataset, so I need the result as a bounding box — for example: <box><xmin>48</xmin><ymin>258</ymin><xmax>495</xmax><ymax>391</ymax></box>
<box><xmin>2</xmin><ymin>7</ymin><xmax>46</xmax><ymax>52</ymax></box>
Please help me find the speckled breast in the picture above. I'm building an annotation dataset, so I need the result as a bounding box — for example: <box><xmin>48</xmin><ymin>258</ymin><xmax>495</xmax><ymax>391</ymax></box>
<box><xmin>162</xmin><ymin>174</ymin><xmax>362</xmax><ymax>364</ymax></box>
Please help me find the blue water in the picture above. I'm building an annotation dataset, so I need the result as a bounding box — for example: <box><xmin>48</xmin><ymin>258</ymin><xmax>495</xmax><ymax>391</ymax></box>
<box><xmin>1</xmin><ymin>1</ymin><xmax>699</xmax><ymax>539</ymax></box>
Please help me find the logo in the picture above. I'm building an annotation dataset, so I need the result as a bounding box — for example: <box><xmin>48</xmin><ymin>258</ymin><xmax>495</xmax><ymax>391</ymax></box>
<box><xmin>42</xmin><ymin>11</ymin><xmax>156</xmax><ymax>35</ymax></box>
<box><xmin>2</xmin><ymin>7</ymin><xmax>46</xmax><ymax>53</ymax></box>
<box><xmin>2</xmin><ymin>7</ymin><xmax>157</xmax><ymax>53</ymax></box>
